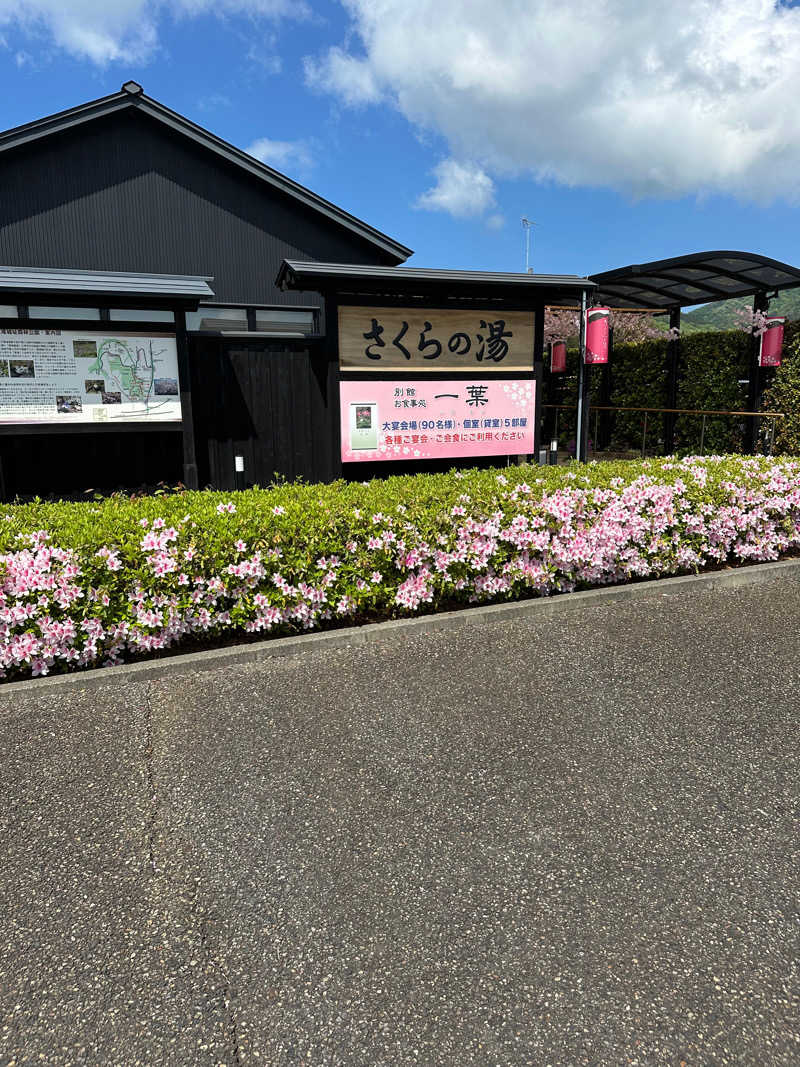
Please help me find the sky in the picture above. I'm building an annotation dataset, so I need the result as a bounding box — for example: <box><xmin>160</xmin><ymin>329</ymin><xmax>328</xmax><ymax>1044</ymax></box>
<box><xmin>1</xmin><ymin>0</ymin><xmax>800</xmax><ymax>279</ymax></box>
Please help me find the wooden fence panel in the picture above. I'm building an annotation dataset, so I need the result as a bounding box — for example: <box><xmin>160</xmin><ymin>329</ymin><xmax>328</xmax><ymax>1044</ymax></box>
<box><xmin>189</xmin><ymin>337</ymin><xmax>340</xmax><ymax>489</ymax></box>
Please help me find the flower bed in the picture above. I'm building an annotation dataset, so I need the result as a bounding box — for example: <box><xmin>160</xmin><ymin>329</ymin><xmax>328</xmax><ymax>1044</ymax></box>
<box><xmin>2</xmin><ymin>455</ymin><xmax>799</xmax><ymax>681</ymax></box>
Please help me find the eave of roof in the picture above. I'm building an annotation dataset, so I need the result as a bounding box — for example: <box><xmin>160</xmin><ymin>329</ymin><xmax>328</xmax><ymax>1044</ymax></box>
<box><xmin>277</xmin><ymin>260</ymin><xmax>596</xmax><ymax>301</ymax></box>
<box><xmin>590</xmin><ymin>250</ymin><xmax>800</xmax><ymax>310</ymax></box>
<box><xmin>0</xmin><ymin>86</ymin><xmax>413</xmax><ymax>266</ymax></box>
<box><xmin>0</xmin><ymin>265</ymin><xmax>215</xmax><ymax>301</ymax></box>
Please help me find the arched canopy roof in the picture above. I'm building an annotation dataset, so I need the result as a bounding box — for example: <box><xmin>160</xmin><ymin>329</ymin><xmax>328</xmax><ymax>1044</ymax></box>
<box><xmin>590</xmin><ymin>251</ymin><xmax>800</xmax><ymax>310</ymax></box>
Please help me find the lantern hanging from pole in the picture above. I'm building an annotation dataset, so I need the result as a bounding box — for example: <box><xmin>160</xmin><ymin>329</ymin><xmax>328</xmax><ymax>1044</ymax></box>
<box><xmin>585</xmin><ymin>306</ymin><xmax>610</xmax><ymax>364</ymax></box>
<box><xmin>549</xmin><ymin>339</ymin><xmax>567</xmax><ymax>373</ymax></box>
<box><xmin>759</xmin><ymin>316</ymin><xmax>785</xmax><ymax>367</ymax></box>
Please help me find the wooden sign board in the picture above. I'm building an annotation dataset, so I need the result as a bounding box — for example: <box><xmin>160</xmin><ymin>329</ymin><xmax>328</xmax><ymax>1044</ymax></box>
<box><xmin>339</xmin><ymin>305</ymin><xmax>535</xmax><ymax>372</ymax></box>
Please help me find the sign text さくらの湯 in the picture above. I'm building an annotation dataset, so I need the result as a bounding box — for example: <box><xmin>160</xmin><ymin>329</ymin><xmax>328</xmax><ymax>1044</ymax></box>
<box><xmin>339</xmin><ymin>306</ymin><xmax>535</xmax><ymax>371</ymax></box>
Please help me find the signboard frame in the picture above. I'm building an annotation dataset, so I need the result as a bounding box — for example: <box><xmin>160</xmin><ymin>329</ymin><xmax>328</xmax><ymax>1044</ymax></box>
<box><xmin>338</xmin><ymin>303</ymin><xmax>536</xmax><ymax>373</ymax></box>
<box><xmin>339</xmin><ymin>376</ymin><xmax>536</xmax><ymax>464</ymax></box>
<box><xmin>0</xmin><ymin>327</ymin><xmax>182</xmax><ymax>428</ymax></box>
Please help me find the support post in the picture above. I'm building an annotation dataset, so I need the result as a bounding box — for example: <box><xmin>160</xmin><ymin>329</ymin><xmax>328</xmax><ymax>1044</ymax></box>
<box><xmin>663</xmin><ymin>306</ymin><xmax>681</xmax><ymax>455</ymax></box>
<box><xmin>575</xmin><ymin>290</ymin><xmax>590</xmax><ymax>462</ymax></box>
<box><xmin>745</xmin><ymin>291</ymin><xmax>769</xmax><ymax>454</ymax></box>
<box><xmin>175</xmin><ymin>308</ymin><xmax>199</xmax><ymax>490</ymax></box>
<box><xmin>324</xmin><ymin>292</ymin><xmax>343</xmax><ymax>481</ymax></box>
<box><xmin>532</xmin><ymin>297</ymin><xmax>545</xmax><ymax>462</ymax></box>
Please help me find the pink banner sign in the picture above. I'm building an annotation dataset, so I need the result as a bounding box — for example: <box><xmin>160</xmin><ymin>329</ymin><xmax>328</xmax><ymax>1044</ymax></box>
<box><xmin>340</xmin><ymin>378</ymin><xmax>535</xmax><ymax>463</ymax></box>
<box><xmin>585</xmin><ymin>306</ymin><xmax>610</xmax><ymax>364</ymax></box>
<box><xmin>550</xmin><ymin>340</ymin><xmax>567</xmax><ymax>373</ymax></box>
<box><xmin>759</xmin><ymin>316</ymin><xmax>785</xmax><ymax>367</ymax></box>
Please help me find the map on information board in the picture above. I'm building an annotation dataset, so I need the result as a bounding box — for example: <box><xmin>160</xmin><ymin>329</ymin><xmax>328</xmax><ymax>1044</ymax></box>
<box><xmin>0</xmin><ymin>329</ymin><xmax>181</xmax><ymax>424</ymax></box>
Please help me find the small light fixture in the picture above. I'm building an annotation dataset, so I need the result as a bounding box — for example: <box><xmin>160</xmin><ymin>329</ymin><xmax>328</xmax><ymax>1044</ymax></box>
<box><xmin>234</xmin><ymin>454</ymin><xmax>245</xmax><ymax>491</ymax></box>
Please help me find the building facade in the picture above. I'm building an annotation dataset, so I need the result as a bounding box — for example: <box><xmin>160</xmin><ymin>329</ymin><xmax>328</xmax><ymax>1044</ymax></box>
<box><xmin>0</xmin><ymin>82</ymin><xmax>411</xmax><ymax>496</ymax></box>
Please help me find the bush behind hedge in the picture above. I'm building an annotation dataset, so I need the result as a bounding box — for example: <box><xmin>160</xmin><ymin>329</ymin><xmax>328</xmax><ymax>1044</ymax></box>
<box><xmin>763</xmin><ymin>332</ymin><xmax>800</xmax><ymax>455</ymax></box>
<box><xmin>2</xmin><ymin>455</ymin><xmax>800</xmax><ymax>681</ymax></box>
<box><xmin>542</xmin><ymin>324</ymin><xmax>800</xmax><ymax>455</ymax></box>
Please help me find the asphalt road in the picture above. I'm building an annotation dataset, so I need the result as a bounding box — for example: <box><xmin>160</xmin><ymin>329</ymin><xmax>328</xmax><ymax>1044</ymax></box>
<box><xmin>1</xmin><ymin>574</ymin><xmax>799</xmax><ymax>1066</ymax></box>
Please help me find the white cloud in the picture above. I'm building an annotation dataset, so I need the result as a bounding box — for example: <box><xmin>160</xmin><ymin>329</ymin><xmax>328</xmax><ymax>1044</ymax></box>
<box><xmin>246</xmin><ymin>136</ymin><xmax>315</xmax><ymax>175</ymax></box>
<box><xmin>197</xmin><ymin>93</ymin><xmax>233</xmax><ymax>112</ymax></box>
<box><xmin>0</xmin><ymin>0</ymin><xmax>307</xmax><ymax>65</ymax></box>
<box><xmin>305</xmin><ymin>0</ymin><xmax>800</xmax><ymax>202</ymax></box>
<box><xmin>304</xmin><ymin>47</ymin><xmax>382</xmax><ymax>106</ymax></box>
<box><xmin>246</xmin><ymin>45</ymin><xmax>282</xmax><ymax>75</ymax></box>
<box><xmin>416</xmin><ymin>158</ymin><xmax>496</xmax><ymax>218</ymax></box>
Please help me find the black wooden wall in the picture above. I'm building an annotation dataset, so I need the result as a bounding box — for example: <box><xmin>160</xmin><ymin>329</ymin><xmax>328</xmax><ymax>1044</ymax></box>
<box><xmin>189</xmin><ymin>337</ymin><xmax>341</xmax><ymax>488</ymax></box>
<box><xmin>0</xmin><ymin>429</ymin><xmax>182</xmax><ymax>500</ymax></box>
<box><xmin>0</xmin><ymin>109</ymin><xmax>400</xmax><ymax>310</ymax></box>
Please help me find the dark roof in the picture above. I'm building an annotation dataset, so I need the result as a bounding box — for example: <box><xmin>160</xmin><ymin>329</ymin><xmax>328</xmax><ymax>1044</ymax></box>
<box><xmin>0</xmin><ymin>264</ymin><xmax>214</xmax><ymax>302</ymax></box>
<box><xmin>590</xmin><ymin>250</ymin><xmax>800</xmax><ymax>310</ymax></box>
<box><xmin>0</xmin><ymin>82</ymin><xmax>412</xmax><ymax>265</ymax></box>
<box><xmin>277</xmin><ymin>260</ymin><xmax>596</xmax><ymax>303</ymax></box>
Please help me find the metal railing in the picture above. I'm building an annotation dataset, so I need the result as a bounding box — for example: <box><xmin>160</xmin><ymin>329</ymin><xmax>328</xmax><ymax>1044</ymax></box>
<box><xmin>543</xmin><ymin>404</ymin><xmax>785</xmax><ymax>457</ymax></box>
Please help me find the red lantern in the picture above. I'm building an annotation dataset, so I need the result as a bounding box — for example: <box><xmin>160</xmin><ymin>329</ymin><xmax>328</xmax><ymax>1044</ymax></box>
<box><xmin>550</xmin><ymin>339</ymin><xmax>566</xmax><ymax>373</ymax></box>
<box><xmin>759</xmin><ymin>316</ymin><xmax>785</xmax><ymax>368</ymax></box>
<box><xmin>585</xmin><ymin>306</ymin><xmax>610</xmax><ymax>364</ymax></box>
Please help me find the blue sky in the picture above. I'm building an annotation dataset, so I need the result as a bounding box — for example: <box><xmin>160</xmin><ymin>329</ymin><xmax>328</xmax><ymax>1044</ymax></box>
<box><xmin>1</xmin><ymin>0</ymin><xmax>800</xmax><ymax>278</ymax></box>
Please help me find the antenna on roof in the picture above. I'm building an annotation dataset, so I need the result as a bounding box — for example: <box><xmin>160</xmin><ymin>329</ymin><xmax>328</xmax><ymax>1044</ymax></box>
<box><xmin>521</xmin><ymin>217</ymin><xmax>535</xmax><ymax>273</ymax></box>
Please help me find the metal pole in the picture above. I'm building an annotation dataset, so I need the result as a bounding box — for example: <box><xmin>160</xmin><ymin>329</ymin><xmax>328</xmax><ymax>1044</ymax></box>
<box><xmin>522</xmin><ymin>218</ymin><xmax>535</xmax><ymax>273</ymax></box>
<box><xmin>641</xmin><ymin>411</ymin><xmax>648</xmax><ymax>457</ymax></box>
<box><xmin>175</xmin><ymin>307</ymin><xmax>199</xmax><ymax>490</ymax></box>
<box><xmin>575</xmin><ymin>289</ymin><xmax>588</xmax><ymax>462</ymax></box>
<box><xmin>700</xmin><ymin>414</ymin><xmax>706</xmax><ymax>455</ymax></box>
<box><xmin>532</xmin><ymin>296</ymin><xmax>545</xmax><ymax>463</ymax></box>
<box><xmin>664</xmin><ymin>306</ymin><xmax>681</xmax><ymax>454</ymax></box>
<box><xmin>769</xmin><ymin>416</ymin><xmax>776</xmax><ymax>456</ymax></box>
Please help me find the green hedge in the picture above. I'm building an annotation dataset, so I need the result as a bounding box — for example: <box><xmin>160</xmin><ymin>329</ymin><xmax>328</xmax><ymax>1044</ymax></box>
<box><xmin>3</xmin><ymin>455</ymin><xmax>800</xmax><ymax>680</ymax></box>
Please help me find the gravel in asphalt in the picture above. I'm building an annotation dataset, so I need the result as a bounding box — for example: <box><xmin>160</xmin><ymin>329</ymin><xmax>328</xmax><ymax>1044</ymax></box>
<box><xmin>1</xmin><ymin>574</ymin><xmax>799</xmax><ymax>1065</ymax></box>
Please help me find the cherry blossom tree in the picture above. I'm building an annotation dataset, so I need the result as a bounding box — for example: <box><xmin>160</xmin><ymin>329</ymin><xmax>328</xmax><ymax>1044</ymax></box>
<box><xmin>733</xmin><ymin>306</ymin><xmax>768</xmax><ymax>336</ymax></box>
<box><xmin>543</xmin><ymin>307</ymin><xmax>673</xmax><ymax>345</ymax></box>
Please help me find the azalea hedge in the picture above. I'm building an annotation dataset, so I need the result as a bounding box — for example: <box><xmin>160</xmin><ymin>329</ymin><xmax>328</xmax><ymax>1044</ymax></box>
<box><xmin>2</xmin><ymin>454</ymin><xmax>800</xmax><ymax>681</ymax></box>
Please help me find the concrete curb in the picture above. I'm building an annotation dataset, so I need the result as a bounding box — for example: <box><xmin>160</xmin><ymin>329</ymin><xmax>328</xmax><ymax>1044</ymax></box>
<box><xmin>4</xmin><ymin>557</ymin><xmax>800</xmax><ymax>697</ymax></box>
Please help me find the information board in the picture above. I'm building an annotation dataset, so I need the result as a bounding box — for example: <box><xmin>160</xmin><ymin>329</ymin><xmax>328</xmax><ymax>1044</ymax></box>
<box><xmin>340</xmin><ymin>378</ymin><xmax>535</xmax><ymax>463</ymax></box>
<box><xmin>339</xmin><ymin>306</ymin><xmax>535</xmax><ymax>372</ymax></box>
<box><xmin>0</xmin><ymin>329</ymin><xmax>181</xmax><ymax>425</ymax></box>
